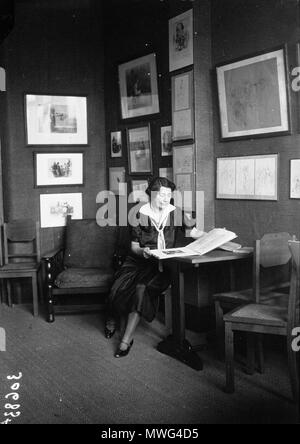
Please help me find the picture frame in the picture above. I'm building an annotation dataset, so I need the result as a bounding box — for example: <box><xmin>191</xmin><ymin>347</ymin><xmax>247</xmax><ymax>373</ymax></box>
<box><xmin>290</xmin><ymin>159</ymin><xmax>300</xmax><ymax>199</ymax></box>
<box><xmin>131</xmin><ymin>179</ymin><xmax>149</xmax><ymax>203</ymax></box>
<box><xmin>173</xmin><ymin>144</ymin><xmax>195</xmax><ymax>211</ymax></box>
<box><xmin>216</xmin><ymin>154</ymin><xmax>278</xmax><ymax>200</ymax></box>
<box><xmin>169</xmin><ymin>9</ymin><xmax>193</xmax><ymax>72</ymax></box>
<box><xmin>161</xmin><ymin>126</ymin><xmax>173</xmax><ymax>156</ymax></box>
<box><xmin>127</xmin><ymin>124</ymin><xmax>153</xmax><ymax>175</ymax></box>
<box><xmin>34</xmin><ymin>152</ymin><xmax>84</xmax><ymax>187</ymax></box>
<box><xmin>109</xmin><ymin>166</ymin><xmax>126</xmax><ymax>195</ymax></box>
<box><xmin>216</xmin><ymin>47</ymin><xmax>290</xmax><ymax>140</ymax></box>
<box><xmin>118</xmin><ymin>53</ymin><xmax>160</xmax><ymax>120</ymax></box>
<box><xmin>25</xmin><ymin>94</ymin><xmax>88</xmax><ymax>145</ymax></box>
<box><xmin>40</xmin><ymin>192</ymin><xmax>83</xmax><ymax>228</ymax></box>
<box><xmin>159</xmin><ymin>167</ymin><xmax>173</xmax><ymax>182</ymax></box>
<box><xmin>110</xmin><ymin>131</ymin><xmax>122</xmax><ymax>158</ymax></box>
<box><xmin>172</xmin><ymin>70</ymin><xmax>194</xmax><ymax>141</ymax></box>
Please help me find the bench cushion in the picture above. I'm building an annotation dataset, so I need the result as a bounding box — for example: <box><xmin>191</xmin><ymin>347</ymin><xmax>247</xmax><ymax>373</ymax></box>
<box><xmin>55</xmin><ymin>268</ymin><xmax>114</xmax><ymax>289</ymax></box>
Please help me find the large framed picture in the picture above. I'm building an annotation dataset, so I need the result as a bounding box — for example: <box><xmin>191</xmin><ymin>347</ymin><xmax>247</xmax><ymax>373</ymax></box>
<box><xmin>127</xmin><ymin>124</ymin><xmax>153</xmax><ymax>175</ymax></box>
<box><xmin>216</xmin><ymin>154</ymin><xmax>278</xmax><ymax>200</ymax></box>
<box><xmin>216</xmin><ymin>47</ymin><xmax>290</xmax><ymax>140</ymax></box>
<box><xmin>172</xmin><ymin>70</ymin><xmax>194</xmax><ymax>141</ymax></box>
<box><xmin>110</xmin><ymin>131</ymin><xmax>122</xmax><ymax>158</ymax></box>
<box><xmin>173</xmin><ymin>144</ymin><xmax>195</xmax><ymax>211</ymax></box>
<box><xmin>290</xmin><ymin>159</ymin><xmax>300</xmax><ymax>199</ymax></box>
<box><xmin>34</xmin><ymin>152</ymin><xmax>83</xmax><ymax>187</ymax></box>
<box><xmin>40</xmin><ymin>192</ymin><xmax>83</xmax><ymax>228</ymax></box>
<box><xmin>169</xmin><ymin>9</ymin><xmax>193</xmax><ymax>72</ymax></box>
<box><xmin>109</xmin><ymin>166</ymin><xmax>126</xmax><ymax>195</ymax></box>
<box><xmin>25</xmin><ymin>94</ymin><xmax>88</xmax><ymax>145</ymax></box>
<box><xmin>118</xmin><ymin>53</ymin><xmax>159</xmax><ymax>119</ymax></box>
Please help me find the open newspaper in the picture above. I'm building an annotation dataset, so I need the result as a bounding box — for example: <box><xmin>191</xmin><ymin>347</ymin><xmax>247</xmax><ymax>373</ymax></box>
<box><xmin>149</xmin><ymin>228</ymin><xmax>237</xmax><ymax>260</ymax></box>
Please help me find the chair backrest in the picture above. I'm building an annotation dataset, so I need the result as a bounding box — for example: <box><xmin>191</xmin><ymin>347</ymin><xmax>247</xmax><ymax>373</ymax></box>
<box><xmin>287</xmin><ymin>240</ymin><xmax>300</xmax><ymax>331</ymax></box>
<box><xmin>253</xmin><ymin>232</ymin><xmax>292</xmax><ymax>303</ymax></box>
<box><xmin>3</xmin><ymin>219</ymin><xmax>41</xmax><ymax>264</ymax></box>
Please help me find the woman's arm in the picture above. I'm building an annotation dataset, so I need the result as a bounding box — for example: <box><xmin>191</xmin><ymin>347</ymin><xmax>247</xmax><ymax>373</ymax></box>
<box><xmin>131</xmin><ymin>241</ymin><xmax>152</xmax><ymax>259</ymax></box>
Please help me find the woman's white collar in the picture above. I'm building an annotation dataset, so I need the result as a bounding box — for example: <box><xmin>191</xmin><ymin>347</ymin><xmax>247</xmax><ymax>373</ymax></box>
<box><xmin>139</xmin><ymin>203</ymin><xmax>176</xmax><ymax>220</ymax></box>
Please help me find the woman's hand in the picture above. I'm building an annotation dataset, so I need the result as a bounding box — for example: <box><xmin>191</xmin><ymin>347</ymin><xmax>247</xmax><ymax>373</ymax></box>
<box><xmin>143</xmin><ymin>247</ymin><xmax>152</xmax><ymax>259</ymax></box>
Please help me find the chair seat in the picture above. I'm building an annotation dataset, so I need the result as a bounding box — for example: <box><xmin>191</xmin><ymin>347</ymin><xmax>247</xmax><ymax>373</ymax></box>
<box><xmin>224</xmin><ymin>303</ymin><xmax>288</xmax><ymax>327</ymax></box>
<box><xmin>0</xmin><ymin>262</ymin><xmax>40</xmax><ymax>273</ymax></box>
<box><xmin>54</xmin><ymin>268</ymin><xmax>114</xmax><ymax>289</ymax></box>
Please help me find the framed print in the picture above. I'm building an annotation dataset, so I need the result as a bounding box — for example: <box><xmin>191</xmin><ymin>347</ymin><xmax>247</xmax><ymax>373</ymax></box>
<box><xmin>118</xmin><ymin>53</ymin><xmax>159</xmax><ymax>119</ymax></box>
<box><xmin>25</xmin><ymin>94</ymin><xmax>88</xmax><ymax>145</ymax></box>
<box><xmin>216</xmin><ymin>47</ymin><xmax>290</xmax><ymax>140</ymax></box>
<box><xmin>159</xmin><ymin>167</ymin><xmax>173</xmax><ymax>182</ymax></box>
<box><xmin>127</xmin><ymin>124</ymin><xmax>153</xmax><ymax>175</ymax></box>
<box><xmin>131</xmin><ymin>180</ymin><xmax>149</xmax><ymax>202</ymax></box>
<box><xmin>216</xmin><ymin>154</ymin><xmax>278</xmax><ymax>200</ymax></box>
<box><xmin>110</xmin><ymin>131</ymin><xmax>122</xmax><ymax>158</ymax></box>
<box><xmin>40</xmin><ymin>192</ymin><xmax>82</xmax><ymax>228</ymax></box>
<box><xmin>161</xmin><ymin>126</ymin><xmax>172</xmax><ymax>156</ymax></box>
<box><xmin>34</xmin><ymin>152</ymin><xmax>83</xmax><ymax>187</ymax></box>
<box><xmin>109</xmin><ymin>166</ymin><xmax>126</xmax><ymax>195</ymax></box>
<box><xmin>169</xmin><ymin>9</ymin><xmax>193</xmax><ymax>72</ymax></box>
<box><xmin>172</xmin><ymin>70</ymin><xmax>194</xmax><ymax>141</ymax></box>
<box><xmin>290</xmin><ymin>159</ymin><xmax>300</xmax><ymax>198</ymax></box>
<box><xmin>173</xmin><ymin>144</ymin><xmax>195</xmax><ymax>211</ymax></box>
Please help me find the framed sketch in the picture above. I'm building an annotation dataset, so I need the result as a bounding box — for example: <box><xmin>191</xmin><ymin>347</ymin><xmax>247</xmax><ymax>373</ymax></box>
<box><xmin>290</xmin><ymin>159</ymin><xmax>300</xmax><ymax>198</ymax></box>
<box><xmin>131</xmin><ymin>179</ymin><xmax>149</xmax><ymax>202</ymax></box>
<box><xmin>172</xmin><ymin>70</ymin><xmax>194</xmax><ymax>141</ymax></box>
<box><xmin>216</xmin><ymin>47</ymin><xmax>290</xmax><ymax>140</ymax></box>
<box><xmin>118</xmin><ymin>53</ymin><xmax>159</xmax><ymax>119</ymax></box>
<box><xmin>169</xmin><ymin>9</ymin><xmax>193</xmax><ymax>72</ymax></box>
<box><xmin>127</xmin><ymin>124</ymin><xmax>153</xmax><ymax>175</ymax></box>
<box><xmin>25</xmin><ymin>94</ymin><xmax>88</xmax><ymax>145</ymax></box>
<box><xmin>216</xmin><ymin>154</ymin><xmax>278</xmax><ymax>200</ymax></box>
<box><xmin>173</xmin><ymin>144</ymin><xmax>195</xmax><ymax>211</ymax></box>
<box><xmin>34</xmin><ymin>152</ymin><xmax>83</xmax><ymax>187</ymax></box>
<box><xmin>109</xmin><ymin>166</ymin><xmax>126</xmax><ymax>195</ymax></box>
<box><xmin>40</xmin><ymin>192</ymin><xmax>83</xmax><ymax>228</ymax></box>
<box><xmin>161</xmin><ymin>126</ymin><xmax>172</xmax><ymax>156</ymax></box>
<box><xmin>159</xmin><ymin>167</ymin><xmax>173</xmax><ymax>182</ymax></box>
<box><xmin>110</xmin><ymin>131</ymin><xmax>122</xmax><ymax>158</ymax></box>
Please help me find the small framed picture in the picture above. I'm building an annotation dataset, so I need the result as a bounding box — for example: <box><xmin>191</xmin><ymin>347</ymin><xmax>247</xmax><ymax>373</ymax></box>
<box><xmin>40</xmin><ymin>193</ymin><xmax>83</xmax><ymax>228</ymax></box>
<box><xmin>290</xmin><ymin>159</ymin><xmax>300</xmax><ymax>198</ymax></box>
<box><xmin>118</xmin><ymin>53</ymin><xmax>160</xmax><ymax>119</ymax></box>
<box><xmin>159</xmin><ymin>167</ymin><xmax>173</xmax><ymax>182</ymax></box>
<box><xmin>110</xmin><ymin>131</ymin><xmax>122</xmax><ymax>158</ymax></box>
<box><xmin>25</xmin><ymin>94</ymin><xmax>88</xmax><ymax>145</ymax></box>
<box><xmin>172</xmin><ymin>70</ymin><xmax>194</xmax><ymax>141</ymax></box>
<box><xmin>169</xmin><ymin>9</ymin><xmax>193</xmax><ymax>72</ymax></box>
<box><xmin>34</xmin><ymin>152</ymin><xmax>83</xmax><ymax>187</ymax></box>
<box><xmin>131</xmin><ymin>179</ymin><xmax>149</xmax><ymax>202</ymax></box>
<box><xmin>109</xmin><ymin>167</ymin><xmax>126</xmax><ymax>195</ymax></box>
<box><xmin>127</xmin><ymin>124</ymin><xmax>153</xmax><ymax>175</ymax></box>
<box><xmin>161</xmin><ymin>126</ymin><xmax>172</xmax><ymax>156</ymax></box>
<box><xmin>173</xmin><ymin>144</ymin><xmax>195</xmax><ymax>211</ymax></box>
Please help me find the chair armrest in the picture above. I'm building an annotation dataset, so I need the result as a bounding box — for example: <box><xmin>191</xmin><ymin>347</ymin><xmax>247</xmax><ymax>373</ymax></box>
<box><xmin>42</xmin><ymin>248</ymin><xmax>65</xmax><ymax>286</ymax></box>
<box><xmin>42</xmin><ymin>247</ymin><xmax>64</xmax><ymax>261</ymax></box>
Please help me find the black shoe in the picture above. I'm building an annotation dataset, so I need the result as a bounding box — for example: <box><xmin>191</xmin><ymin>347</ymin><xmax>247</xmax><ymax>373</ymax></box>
<box><xmin>104</xmin><ymin>326</ymin><xmax>116</xmax><ymax>339</ymax></box>
<box><xmin>114</xmin><ymin>340</ymin><xmax>134</xmax><ymax>358</ymax></box>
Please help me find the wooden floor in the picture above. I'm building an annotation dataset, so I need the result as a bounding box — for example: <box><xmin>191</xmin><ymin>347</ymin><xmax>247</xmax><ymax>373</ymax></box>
<box><xmin>0</xmin><ymin>303</ymin><xmax>299</xmax><ymax>424</ymax></box>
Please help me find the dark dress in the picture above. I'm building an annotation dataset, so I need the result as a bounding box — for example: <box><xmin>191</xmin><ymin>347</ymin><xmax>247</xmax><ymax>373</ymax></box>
<box><xmin>107</xmin><ymin>208</ymin><xmax>184</xmax><ymax>322</ymax></box>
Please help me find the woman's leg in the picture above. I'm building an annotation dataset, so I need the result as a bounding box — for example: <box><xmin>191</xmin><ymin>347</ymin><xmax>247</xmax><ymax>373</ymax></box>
<box><xmin>119</xmin><ymin>311</ymin><xmax>141</xmax><ymax>351</ymax></box>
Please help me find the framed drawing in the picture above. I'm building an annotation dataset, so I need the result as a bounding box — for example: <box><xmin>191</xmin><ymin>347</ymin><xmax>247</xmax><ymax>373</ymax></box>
<box><xmin>118</xmin><ymin>53</ymin><xmax>159</xmax><ymax>119</ymax></box>
<box><xmin>216</xmin><ymin>154</ymin><xmax>278</xmax><ymax>200</ymax></box>
<box><xmin>40</xmin><ymin>192</ymin><xmax>83</xmax><ymax>228</ymax></box>
<box><xmin>34</xmin><ymin>152</ymin><xmax>83</xmax><ymax>187</ymax></box>
<box><xmin>109</xmin><ymin>166</ymin><xmax>126</xmax><ymax>195</ymax></box>
<box><xmin>172</xmin><ymin>70</ymin><xmax>194</xmax><ymax>141</ymax></box>
<box><xmin>110</xmin><ymin>131</ymin><xmax>122</xmax><ymax>158</ymax></box>
<box><xmin>161</xmin><ymin>126</ymin><xmax>172</xmax><ymax>156</ymax></box>
<box><xmin>127</xmin><ymin>124</ymin><xmax>153</xmax><ymax>175</ymax></box>
<box><xmin>290</xmin><ymin>159</ymin><xmax>300</xmax><ymax>198</ymax></box>
<box><xmin>25</xmin><ymin>94</ymin><xmax>88</xmax><ymax>145</ymax></box>
<box><xmin>131</xmin><ymin>179</ymin><xmax>149</xmax><ymax>202</ymax></box>
<box><xmin>159</xmin><ymin>167</ymin><xmax>173</xmax><ymax>182</ymax></box>
<box><xmin>169</xmin><ymin>9</ymin><xmax>193</xmax><ymax>72</ymax></box>
<box><xmin>216</xmin><ymin>47</ymin><xmax>290</xmax><ymax>140</ymax></box>
<box><xmin>173</xmin><ymin>144</ymin><xmax>195</xmax><ymax>211</ymax></box>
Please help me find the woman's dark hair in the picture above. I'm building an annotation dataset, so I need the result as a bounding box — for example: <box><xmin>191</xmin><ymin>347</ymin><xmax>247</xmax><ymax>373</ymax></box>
<box><xmin>145</xmin><ymin>177</ymin><xmax>176</xmax><ymax>197</ymax></box>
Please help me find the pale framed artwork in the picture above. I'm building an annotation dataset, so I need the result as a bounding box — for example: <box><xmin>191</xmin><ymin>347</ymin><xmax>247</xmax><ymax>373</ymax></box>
<box><xmin>34</xmin><ymin>152</ymin><xmax>84</xmax><ymax>187</ymax></box>
<box><xmin>110</xmin><ymin>131</ymin><xmax>122</xmax><ymax>158</ymax></box>
<box><xmin>173</xmin><ymin>144</ymin><xmax>195</xmax><ymax>211</ymax></box>
<box><xmin>131</xmin><ymin>179</ymin><xmax>149</xmax><ymax>202</ymax></box>
<box><xmin>169</xmin><ymin>9</ymin><xmax>193</xmax><ymax>72</ymax></box>
<box><xmin>216</xmin><ymin>154</ymin><xmax>278</xmax><ymax>200</ymax></box>
<box><xmin>161</xmin><ymin>125</ymin><xmax>172</xmax><ymax>156</ymax></box>
<box><xmin>127</xmin><ymin>124</ymin><xmax>153</xmax><ymax>175</ymax></box>
<box><xmin>159</xmin><ymin>167</ymin><xmax>173</xmax><ymax>183</ymax></box>
<box><xmin>290</xmin><ymin>159</ymin><xmax>300</xmax><ymax>198</ymax></box>
<box><xmin>40</xmin><ymin>192</ymin><xmax>83</xmax><ymax>228</ymax></box>
<box><xmin>109</xmin><ymin>166</ymin><xmax>126</xmax><ymax>195</ymax></box>
<box><xmin>216</xmin><ymin>47</ymin><xmax>290</xmax><ymax>140</ymax></box>
<box><xmin>118</xmin><ymin>53</ymin><xmax>159</xmax><ymax>119</ymax></box>
<box><xmin>25</xmin><ymin>94</ymin><xmax>88</xmax><ymax>145</ymax></box>
<box><xmin>172</xmin><ymin>70</ymin><xmax>194</xmax><ymax>141</ymax></box>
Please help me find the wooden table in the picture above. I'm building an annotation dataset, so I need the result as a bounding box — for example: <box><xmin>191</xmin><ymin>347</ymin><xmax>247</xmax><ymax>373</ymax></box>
<box><xmin>157</xmin><ymin>250</ymin><xmax>252</xmax><ymax>370</ymax></box>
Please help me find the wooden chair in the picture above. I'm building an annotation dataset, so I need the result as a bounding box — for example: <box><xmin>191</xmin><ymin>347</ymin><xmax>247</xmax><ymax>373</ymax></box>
<box><xmin>0</xmin><ymin>220</ymin><xmax>41</xmax><ymax>316</ymax></box>
<box><xmin>224</xmin><ymin>239</ymin><xmax>299</xmax><ymax>402</ymax></box>
<box><xmin>213</xmin><ymin>232</ymin><xmax>293</xmax><ymax>357</ymax></box>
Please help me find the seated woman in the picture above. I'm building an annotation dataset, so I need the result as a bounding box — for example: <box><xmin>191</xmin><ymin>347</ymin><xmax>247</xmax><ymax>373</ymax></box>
<box><xmin>105</xmin><ymin>176</ymin><xmax>193</xmax><ymax>357</ymax></box>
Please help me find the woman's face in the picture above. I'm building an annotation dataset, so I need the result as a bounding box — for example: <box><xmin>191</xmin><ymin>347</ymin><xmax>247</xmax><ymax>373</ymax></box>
<box><xmin>152</xmin><ymin>186</ymin><xmax>172</xmax><ymax>210</ymax></box>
